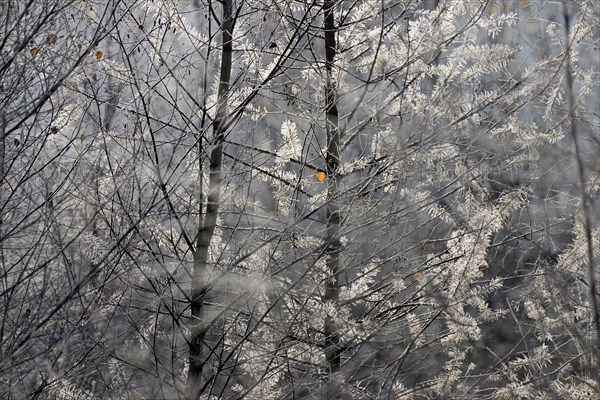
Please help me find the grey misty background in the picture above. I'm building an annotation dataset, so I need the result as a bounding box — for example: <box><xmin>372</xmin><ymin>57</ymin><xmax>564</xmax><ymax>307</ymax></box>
<box><xmin>0</xmin><ymin>0</ymin><xmax>598</xmax><ymax>399</ymax></box>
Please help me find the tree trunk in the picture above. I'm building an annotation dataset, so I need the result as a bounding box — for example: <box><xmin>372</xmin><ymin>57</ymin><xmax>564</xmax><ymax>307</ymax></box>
<box><xmin>185</xmin><ymin>1</ymin><xmax>234</xmax><ymax>398</ymax></box>
<box><xmin>322</xmin><ymin>1</ymin><xmax>342</xmax><ymax>398</ymax></box>
<box><xmin>562</xmin><ymin>1</ymin><xmax>600</xmax><ymax>385</ymax></box>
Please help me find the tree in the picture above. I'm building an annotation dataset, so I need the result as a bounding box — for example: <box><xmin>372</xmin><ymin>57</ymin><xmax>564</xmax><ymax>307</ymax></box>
<box><xmin>1</xmin><ymin>0</ymin><xmax>598</xmax><ymax>399</ymax></box>
<box><xmin>0</xmin><ymin>0</ymin><xmax>133</xmax><ymax>397</ymax></box>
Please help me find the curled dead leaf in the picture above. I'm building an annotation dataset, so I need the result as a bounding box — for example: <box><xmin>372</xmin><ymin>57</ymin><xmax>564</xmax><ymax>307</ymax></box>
<box><xmin>46</xmin><ymin>33</ymin><xmax>58</xmax><ymax>45</ymax></box>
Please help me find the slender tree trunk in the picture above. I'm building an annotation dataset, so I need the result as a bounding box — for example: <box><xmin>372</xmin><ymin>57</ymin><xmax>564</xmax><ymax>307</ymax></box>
<box><xmin>186</xmin><ymin>1</ymin><xmax>234</xmax><ymax>398</ymax></box>
<box><xmin>322</xmin><ymin>1</ymin><xmax>342</xmax><ymax>398</ymax></box>
<box><xmin>562</xmin><ymin>1</ymin><xmax>600</xmax><ymax>385</ymax></box>
<box><xmin>0</xmin><ymin>112</ymin><xmax>5</xmax><ymax>197</ymax></box>
<box><xmin>0</xmin><ymin>112</ymin><xmax>5</xmax><ymax>360</ymax></box>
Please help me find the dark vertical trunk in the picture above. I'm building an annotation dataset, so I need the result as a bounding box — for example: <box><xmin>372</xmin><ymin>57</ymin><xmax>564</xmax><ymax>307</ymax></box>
<box><xmin>562</xmin><ymin>1</ymin><xmax>600</xmax><ymax>385</ymax></box>
<box><xmin>322</xmin><ymin>0</ymin><xmax>342</xmax><ymax>398</ymax></box>
<box><xmin>185</xmin><ymin>1</ymin><xmax>234</xmax><ymax>398</ymax></box>
<box><xmin>0</xmin><ymin>112</ymin><xmax>5</xmax><ymax>360</ymax></box>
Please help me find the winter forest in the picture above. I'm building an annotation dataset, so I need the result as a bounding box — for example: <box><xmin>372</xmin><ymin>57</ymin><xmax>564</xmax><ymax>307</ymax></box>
<box><xmin>0</xmin><ymin>0</ymin><xmax>599</xmax><ymax>399</ymax></box>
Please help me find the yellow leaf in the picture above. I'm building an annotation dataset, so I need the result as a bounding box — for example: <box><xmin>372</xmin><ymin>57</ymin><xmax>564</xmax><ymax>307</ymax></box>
<box><xmin>95</xmin><ymin>50</ymin><xmax>103</xmax><ymax>60</ymax></box>
<box><xmin>316</xmin><ymin>171</ymin><xmax>326</xmax><ymax>182</ymax></box>
<box><xmin>30</xmin><ymin>48</ymin><xmax>38</xmax><ymax>57</ymax></box>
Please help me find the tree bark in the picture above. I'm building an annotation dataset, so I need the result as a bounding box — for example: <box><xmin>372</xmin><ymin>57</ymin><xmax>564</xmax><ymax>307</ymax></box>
<box><xmin>562</xmin><ymin>1</ymin><xmax>600</xmax><ymax>385</ymax></box>
<box><xmin>322</xmin><ymin>1</ymin><xmax>342</xmax><ymax>398</ymax></box>
<box><xmin>186</xmin><ymin>1</ymin><xmax>234</xmax><ymax>398</ymax></box>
